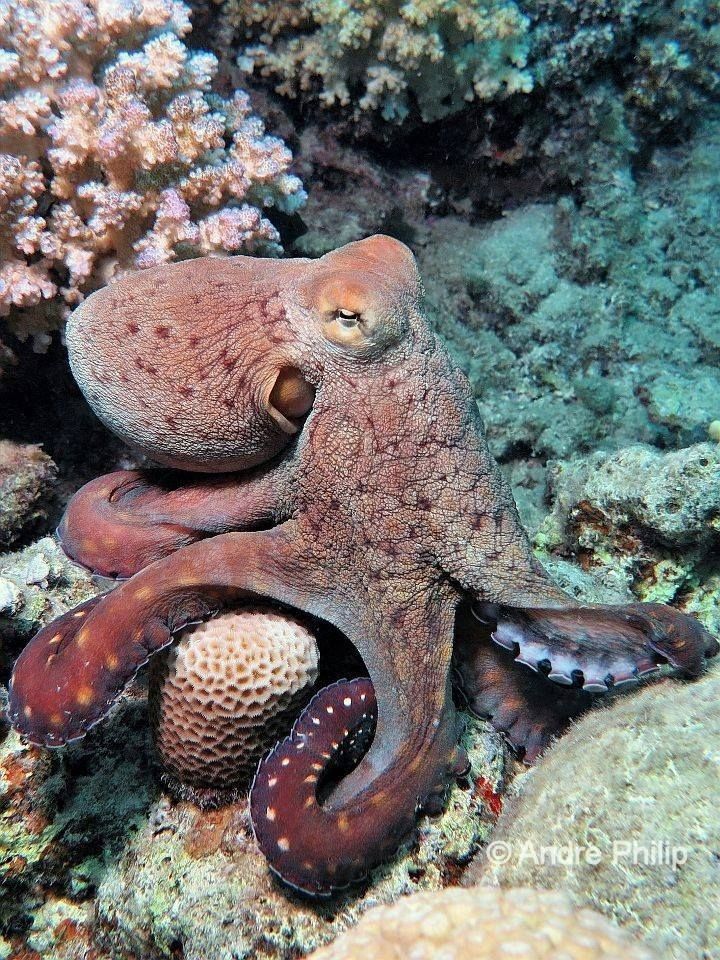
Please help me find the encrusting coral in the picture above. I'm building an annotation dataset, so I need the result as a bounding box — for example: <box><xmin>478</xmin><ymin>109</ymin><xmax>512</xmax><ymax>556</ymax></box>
<box><xmin>94</xmin><ymin>713</ymin><xmax>505</xmax><ymax>960</ymax></box>
<box><xmin>304</xmin><ymin>887</ymin><xmax>660</xmax><ymax>959</ymax></box>
<box><xmin>536</xmin><ymin>442</ymin><xmax>720</xmax><ymax>634</ymax></box>
<box><xmin>150</xmin><ymin>607</ymin><xmax>320</xmax><ymax>799</ymax></box>
<box><xmin>0</xmin><ymin>0</ymin><xmax>306</xmax><ymax>348</ymax></box>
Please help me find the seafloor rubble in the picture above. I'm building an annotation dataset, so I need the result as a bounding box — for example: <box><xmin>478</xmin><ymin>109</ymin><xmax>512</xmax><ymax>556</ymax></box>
<box><xmin>1</xmin><ymin>1</ymin><xmax>719</xmax><ymax>959</ymax></box>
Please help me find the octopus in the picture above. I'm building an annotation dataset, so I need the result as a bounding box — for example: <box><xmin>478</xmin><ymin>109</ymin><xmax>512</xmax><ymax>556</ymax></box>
<box><xmin>8</xmin><ymin>236</ymin><xmax>718</xmax><ymax>896</ymax></box>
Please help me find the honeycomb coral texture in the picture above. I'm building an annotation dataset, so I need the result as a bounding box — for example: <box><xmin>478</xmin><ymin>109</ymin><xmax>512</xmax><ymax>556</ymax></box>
<box><xmin>151</xmin><ymin>608</ymin><xmax>319</xmax><ymax>791</ymax></box>
<box><xmin>307</xmin><ymin>887</ymin><xmax>659</xmax><ymax>960</ymax></box>
<box><xmin>0</xmin><ymin>0</ymin><xmax>306</xmax><ymax>348</ymax></box>
<box><xmin>229</xmin><ymin>0</ymin><xmax>533</xmax><ymax>123</ymax></box>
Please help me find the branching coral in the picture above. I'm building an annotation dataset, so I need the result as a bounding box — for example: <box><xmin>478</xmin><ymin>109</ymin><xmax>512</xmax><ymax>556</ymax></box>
<box><xmin>228</xmin><ymin>0</ymin><xmax>533</xmax><ymax>124</ymax></box>
<box><xmin>625</xmin><ymin>0</ymin><xmax>720</xmax><ymax>134</ymax></box>
<box><xmin>0</xmin><ymin>0</ymin><xmax>306</xmax><ymax>348</ymax></box>
<box><xmin>225</xmin><ymin>0</ymin><xmax>719</xmax><ymax>140</ymax></box>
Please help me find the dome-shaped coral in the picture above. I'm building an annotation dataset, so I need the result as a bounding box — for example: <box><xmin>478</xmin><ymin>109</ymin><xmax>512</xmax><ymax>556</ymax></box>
<box><xmin>469</xmin><ymin>668</ymin><xmax>720</xmax><ymax>959</ymax></box>
<box><xmin>150</xmin><ymin>607</ymin><xmax>319</xmax><ymax>800</ymax></box>
<box><xmin>306</xmin><ymin>886</ymin><xmax>660</xmax><ymax>959</ymax></box>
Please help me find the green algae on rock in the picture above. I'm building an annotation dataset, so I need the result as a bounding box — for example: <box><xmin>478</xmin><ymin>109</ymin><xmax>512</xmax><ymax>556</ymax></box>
<box><xmin>466</xmin><ymin>667</ymin><xmax>720</xmax><ymax>960</ymax></box>
<box><xmin>414</xmin><ymin>119</ymin><xmax>720</xmax><ymax>495</ymax></box>
<box><xmin>0</xmin><ymin>698</ymin><xmax>155</xmax><ymax>955</ymax></box>
<box><xmin>0</xmin><ymin>536</ymin><xmax>97</xmax><ymax>665</ymax></box>
<box><xmin>0</xmin><ymin>441</ymin><xmax>56</xmax><ymax>550</ymax></box>
<box><xmin>536</xmin><ymin>442</ymin><xmax>720</xmax><ymax>634</ymax></box>
<box><xmin>95</xmin><ymin>715</ymin><xmax>506</xmax><ymax>960</ymax></box>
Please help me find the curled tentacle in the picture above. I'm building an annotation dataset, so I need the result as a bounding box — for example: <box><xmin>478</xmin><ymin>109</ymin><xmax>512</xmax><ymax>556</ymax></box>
<box><xmin>59</xmin><ymin>467</ymin><xmax>286</xmax><ymax>579</ymax></box>
<box><xmin>250</xmin><ymin>677</ymin><xmax>465</xmax><ymax>896</ymax></box>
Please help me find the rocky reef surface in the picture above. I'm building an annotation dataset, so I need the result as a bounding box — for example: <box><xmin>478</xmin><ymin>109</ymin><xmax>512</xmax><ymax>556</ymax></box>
<box><xmin>468</xmin><ymin>667</ymin><xmax>720</xmax><ymax>960</ymax></box>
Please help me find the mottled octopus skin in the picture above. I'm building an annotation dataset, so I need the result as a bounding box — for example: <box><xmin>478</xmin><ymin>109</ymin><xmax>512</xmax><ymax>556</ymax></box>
<box><xmin>8</xmin><ymin>235</ymin><xmax>719</xmax><ymax>895</ymax></box>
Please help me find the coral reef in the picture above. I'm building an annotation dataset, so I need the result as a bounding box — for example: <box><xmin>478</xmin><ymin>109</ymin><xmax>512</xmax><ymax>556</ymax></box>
<box><xmin>95</xmin><ymin>713</ymin><xmax>505</xmax><ymax>960</ymax></box>
<box><xmin>622</xmin><ymin>0</ymin><xmax>720</xmax><ymax>137</ymax></box>
<box><xmin>0</xmin><ymin>0</ymin><xmax>305</xmax><ymax>349</ymax></box>
<box><xmin>0</xmin><ymin>1</ymin><xmax>718</xmax><ymax>952</ymax></box>
<box><xmin>418</xmin><ymin>117</ymin><xmax>720</xmax><ymax>482</ymax></box>
<box><xmin>223</xmin><ymin>0</ymin><xmax>719</xmax><ymax>140</ymax></box>
<box><xmin>226</xmin><ymin>0</ymin><xmax>533</xmax><ymax>124</ymax></box>
<box><xmin>536</xmin><ymin>442</ymin><xmax>720</xmax><ymax>635</ymax></box>
<box><xmin>468</xmin><ymin>666</ymin><xmax>720</xmax><ymax>960</ymax></box>
<box><xmin>0</xmin><ymin>441</ymin><xmax>57</xmax><ymax>549</ymax></box>
<box><xmin>528</xmin><ymin>0</ymin><xmax>719</xmax><ymax>139</ymax></box>
<box><xmin>305</xmin><ymin>886</ymin><xmax>659</xmax><ymax>959</ymax></box>
<box><xmin>151</xmin><ymin>607</ymin><xmax>320</xmax><ymax>797</ymax></box>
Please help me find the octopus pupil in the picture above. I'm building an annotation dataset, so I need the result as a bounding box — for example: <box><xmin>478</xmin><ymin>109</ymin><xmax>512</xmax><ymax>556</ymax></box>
<box><xmin>336</xmin><ymin>308</ymin><xmax>359</xmax><ymax>327</ymax></box>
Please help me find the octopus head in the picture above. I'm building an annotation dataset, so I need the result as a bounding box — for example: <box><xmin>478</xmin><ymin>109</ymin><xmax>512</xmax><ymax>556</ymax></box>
<box><xmin>65</xmin><ymin>236</ymin><xmax>420</xmax><ymax>473</ymax></box>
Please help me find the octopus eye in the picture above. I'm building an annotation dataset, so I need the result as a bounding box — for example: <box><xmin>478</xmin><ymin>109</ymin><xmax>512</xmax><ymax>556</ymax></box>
<box><xmin>335</xmin><ymin>308</ymin><xmax>360</xmax><ymax>327</ymax></box>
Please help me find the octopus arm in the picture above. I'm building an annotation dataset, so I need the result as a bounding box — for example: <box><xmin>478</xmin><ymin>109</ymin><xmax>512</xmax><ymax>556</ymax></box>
<box><xmin>455</xmin><ymin>601</ymin><xmax>718</xmax><ymax>762</ymax></box>
<box><xmin>251</xmin><ymin>675</ymin><xmax>467</xmax><ymax>895</ymax></box>
<box><xmin>8</xmin><ymin>525</ymin><xmax>307</xmax><ymax>746</ymax></box>
<box><xmin>251</xmin><ymin>601</ymin><xmax>469</xmax><ymax>895</ymax></box>
<box><xmin>58</xmin><ymin>464</ymin><xmax>290</xmax><ymax>579</ymax></box>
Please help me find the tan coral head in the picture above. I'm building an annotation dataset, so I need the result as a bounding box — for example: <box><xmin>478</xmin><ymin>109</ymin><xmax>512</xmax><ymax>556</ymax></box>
<box><xmin>307</xmin><ymin>887</ymin><xmax>661</xmax><ymax>960</ymax></box>
<box><xmin>66</xmin><ymin>236</ymin><xmax>420</xmax><ymax>472</ymax></box>
<box><xmin>150</xmin><ymin>607</ymin><xmax>319</xmax><ymax>800</ymax></box>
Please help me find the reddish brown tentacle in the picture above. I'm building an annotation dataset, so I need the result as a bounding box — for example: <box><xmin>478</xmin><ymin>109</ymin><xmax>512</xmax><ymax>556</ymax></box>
<box><xmin>455</xmin><ymin>601</ymin><xmax>718</xmax><ymax>763</ymax></box>
<box><xmin>59</xmin><ymin>468</ymin><xmax>283</xmax><ymax>579</ymax></box>
<box><xmin>7</xmin><ymin>595</ymin><xmax>109</xmax><ymax>745</ymax></box>
<box><xmin>8</xmin><ymin>528</ymin><xmax>301</xmax><ymax>747</ymax></box>
<box><xmin>454</xmin><ymin>606</ymin><xmax>591</xmax><ymax>763</ymax></box>
<box><xmin>483</xmin><ymin>602</ymin><xmax>719</xmax><ymax>689</ymax></box>
<box><xmin>250</xmin><ymin>678</ymin><xmax>464</xmax><ymax>896</ymax></box>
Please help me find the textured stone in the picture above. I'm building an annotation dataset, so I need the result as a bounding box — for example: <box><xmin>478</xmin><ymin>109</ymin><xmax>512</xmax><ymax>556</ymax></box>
<box><xmin>467</xmin><ymin>667</ymin><xmax>720</xmax><ymax>960</ymax></box>
<box><xmin>0</xmin><ymin>441</ymin><xmax>56</xmax><ymax>548</ymax></box>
